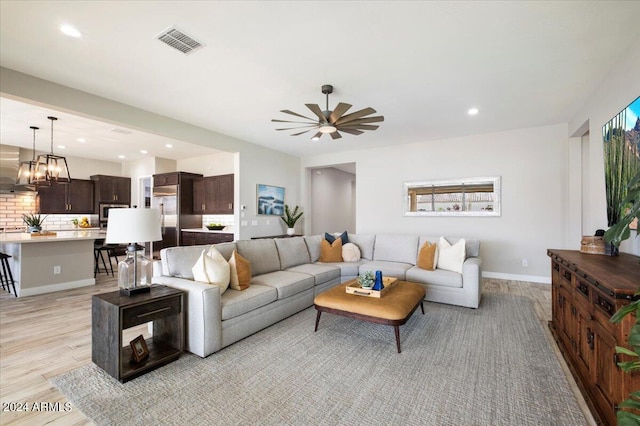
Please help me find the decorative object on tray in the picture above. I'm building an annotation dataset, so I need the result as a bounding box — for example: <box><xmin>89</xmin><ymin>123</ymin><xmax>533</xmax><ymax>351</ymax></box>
<box><xmin>281</xmin><ymin>204</ymin><xmax>303</xmax><ymax>235</ymax></box>
<box><xmin>129</xmin><ymin>335</ymin><xmax>149</xmax><ymax>363</ymax></box>
<box><xmin>206</xmin><ymin>223</ymin><xmax>225</xmax><ymax>230</ymax></box>
<box><xmin>372</xmin><ymin>270</ymin><xmax>384</xmax><ymax>290</ymax></box>
<box><xmin>29</xmin><ymin>230</ymin><xmax>57</xmax><ymax>237</ymax></box>
<box><xmin>106</xmin><ymin>208</ymin><xmax>161</xmax><ymax>296</ymax></box>
<box><xmin>22</xmin><ymin>212</ymin><xmax>47</xmax><ymax>233</ymax></box>
<box><xmin>357</xmin><ymin>271</ymin><xmax>375</xmax><ymax>289</ymax></box>
<box><xmin>347</xmin><ymin>276</ymin><xmax>398</xmax><ymax>298</ymax></box>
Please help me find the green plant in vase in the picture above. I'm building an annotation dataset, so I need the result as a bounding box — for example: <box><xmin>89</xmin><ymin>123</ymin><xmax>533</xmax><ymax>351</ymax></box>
<box><xmin>357</xmin><ymin>271</ymin><xmax>375</xmax><ymax>289</ymax></box>
<box><xmin>280</xmin><ymin>204</ymin><xmax>303</xmax><ymax>236</ymax></box>
<box><xmin>22</xmin><ymin>213</ymin><xmax>47</xmax><ymax>233</ymax></box>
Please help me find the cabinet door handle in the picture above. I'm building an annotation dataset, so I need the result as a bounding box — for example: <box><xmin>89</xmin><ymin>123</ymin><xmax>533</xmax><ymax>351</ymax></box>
<box><xmin>202</xmin><ymin>203</ymin><xmax>205</xmax><ymax>211</ymax></box>
<box><xmin>586</xmin><ymin>327</ymin><xmax>594</xmax><ymax>350</ymax></box>
<box><xmin>228</xmin><ymin>203</ymin><xmax>233</xmax><ymax>210</ymax></box>
<box><xmin>613</xmin><ymin>353</ymin><xmax>620</xmax><ymax>369</ymax></box>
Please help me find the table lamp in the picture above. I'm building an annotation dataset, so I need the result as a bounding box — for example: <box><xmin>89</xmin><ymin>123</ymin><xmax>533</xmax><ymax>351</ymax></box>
<box><xmin>106</xmin><ymin>208</ymin><xmax>161</xmax><ymax>296</ymax></box>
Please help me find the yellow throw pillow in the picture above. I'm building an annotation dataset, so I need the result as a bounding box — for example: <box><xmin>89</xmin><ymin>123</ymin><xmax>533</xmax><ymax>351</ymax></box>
<box><xmin>229</xmin><ymin>249</ymin><xmax>251</xmax><ymax>291</ymax></box>
<box><xmin>192</xmin><ymin>248</ymin><xmax>230</xmax><ymax>292</ymax></box>
<box><xmin>417</xmin><ymin>241</ymin><xmax>438</xmax><ymax>271</ymax></box>
<box><xmin>319</xmin><ymin>239</ymin><xmax>343</xmax><ymax>262</ymax></box>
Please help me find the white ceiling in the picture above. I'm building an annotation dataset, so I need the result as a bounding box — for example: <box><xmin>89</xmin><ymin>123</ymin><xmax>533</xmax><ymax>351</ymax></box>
<box><xmin>1</xmin><ymin>1</ymin><xmax>639</xmax><ymax>162</ymax></box>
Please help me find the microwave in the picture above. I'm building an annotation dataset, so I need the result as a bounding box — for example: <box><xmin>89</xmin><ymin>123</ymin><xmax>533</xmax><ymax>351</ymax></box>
<box><xmin>99</xmin><ymin>203</ymin><xmax>129</xmax><ymax>227</ymax></box>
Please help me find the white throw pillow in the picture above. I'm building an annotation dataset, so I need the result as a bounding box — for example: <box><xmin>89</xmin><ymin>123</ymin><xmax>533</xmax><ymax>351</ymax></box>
<box><xmin>437</xmin><ymin>237</ymin><xmax>466</xmax><ymax>274</ymax></box>
<box><xmin>342</xmin><ymin>243</ymin><xmax>361</xmax><ymax>262</ymax></box>
<box><xmin>192</xmin><ymin>247</ymin><xmax>230</xmax><ymax>292</ymax></box>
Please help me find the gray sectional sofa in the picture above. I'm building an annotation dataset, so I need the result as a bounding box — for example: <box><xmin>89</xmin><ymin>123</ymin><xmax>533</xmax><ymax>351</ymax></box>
<box><xmin>152</xmin><ymin>234</ymin><xmax>481</xmax><ymax>358</ymax></box>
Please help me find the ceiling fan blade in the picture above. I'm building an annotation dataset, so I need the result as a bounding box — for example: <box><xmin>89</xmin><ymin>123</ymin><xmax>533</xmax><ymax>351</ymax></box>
<box><xmin>335</xmin><ymin>107</ymin><xmax>377</xmax><ymax>125</ymax></box>
<box><xmin>275</xmin><ymin>124</ymin><xmax>319</xmax><ymax>131</ymax></box>
<box><xmin>329</xmin><ymin>103</ymin><xmax>352</xmax><ymax>124</ymax></box>
<box><xmin>338</xmin><ymin>128</ymin><xmax>364</xmax><ymax>136</ymax></box>
<box><xmin>290</xmin><ymin>129</ymin><xmax>314</xmax><ymax>136</ymax></box>
<box><xmin>338</xmin><ymin>124</ymin><xmax>379</xmax><ymax>131</ymax></box>
<box><xmin>338</xmin><ymin>116</ymin><xmax>384</xmax><ymax>125</ymax></box>
<box><xmin>310</xmin><ymin>131</ymin><xmax>323</xmax><ymax>140</ymax></box>
<box><xmin>280</xmin><ymin>109</ymin><xmax>316</xmax><ymax>121</ymax></box>
<box><xmin>305</xmin><ymin>104</ymin><xmax>328</xmax><ymax>122</ymax></box>
<box><xmin>330</xmin><ymin>131</ymin><xmax>342</xmax><ymax>140</ymax></box>
<box><xmin>272</xmin><ymin>119</ymin><xmax>316</xmax><ymax>124</ymax></box>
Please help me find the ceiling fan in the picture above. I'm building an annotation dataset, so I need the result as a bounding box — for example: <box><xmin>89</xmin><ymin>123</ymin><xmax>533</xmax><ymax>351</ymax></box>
<box><xmin>272</xmin><ymin>84</ymin><xmax>384</xmax><ymax>140</ymax></box>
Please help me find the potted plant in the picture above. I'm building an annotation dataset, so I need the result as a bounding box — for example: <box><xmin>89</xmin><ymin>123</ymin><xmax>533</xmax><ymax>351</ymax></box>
<box><xmin>280</xmin><ymin>204</ymin><xmax>303</xmax><ymax>236</ymax></box>
<box><xmin>22</xmin><ymin>213</ymin><xmax>47</xmax><ymax>233</ymax></box>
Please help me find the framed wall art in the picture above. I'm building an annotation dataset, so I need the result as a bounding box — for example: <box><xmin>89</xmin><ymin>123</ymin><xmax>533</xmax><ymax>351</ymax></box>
<box><xmin>257</xmin><ymin>184</ymin><xmax>285</xmax><ymax>215</ymax></box>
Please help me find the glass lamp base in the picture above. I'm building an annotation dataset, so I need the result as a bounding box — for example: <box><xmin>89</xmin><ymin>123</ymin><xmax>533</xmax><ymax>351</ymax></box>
<box><xmin>119</xmin><ymin>286</ymin><xmax>151</xmax><ymax>296</ymax></box>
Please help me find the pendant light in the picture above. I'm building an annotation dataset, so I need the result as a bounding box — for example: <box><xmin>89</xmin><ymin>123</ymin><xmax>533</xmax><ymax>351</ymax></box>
<box><xmin>16</xmin><ymin>126</ymin><xmax>40</xmax><ymax>189</ymax></box>
<box><xmin>33</xmin><ymin>116</ymin><xmax>71</xmax><ymax>185</ymax></box>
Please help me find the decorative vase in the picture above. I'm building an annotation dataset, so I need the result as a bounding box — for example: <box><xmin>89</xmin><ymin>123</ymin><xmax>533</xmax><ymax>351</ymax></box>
<box><xmin>286</xmin><ymin>227</ymin><xmax>295</xmax><ymax>236</ymax></box>
<box><xmin>372</xmin><ymin>270</ymin><xmax>384</xmax><ymax>291</ymax></box>
<box><xmin>27</xmin><ymin>226</ymin><xmax>42</xmax><ymax>233</ymax></box>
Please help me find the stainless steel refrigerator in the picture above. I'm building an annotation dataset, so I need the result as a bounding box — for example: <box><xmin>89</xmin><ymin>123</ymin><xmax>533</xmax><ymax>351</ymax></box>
<box><xmin>151</xmin><ymin>178</ymin><xmax>202</xmax><ymax>259</ymax></box>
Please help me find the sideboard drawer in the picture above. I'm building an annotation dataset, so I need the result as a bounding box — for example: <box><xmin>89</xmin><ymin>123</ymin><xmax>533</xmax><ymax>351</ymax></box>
<box><xmin>123</xmin><ymin>296</ymin><xmax>181</xmax><ymax>328</ymax></box>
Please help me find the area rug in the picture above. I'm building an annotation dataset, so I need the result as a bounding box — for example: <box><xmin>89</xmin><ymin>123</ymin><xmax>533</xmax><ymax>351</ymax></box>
<box><xmin>52</xmin><ymin>294</ymin><xmax>587</xmax><ymax>425</ymax></box>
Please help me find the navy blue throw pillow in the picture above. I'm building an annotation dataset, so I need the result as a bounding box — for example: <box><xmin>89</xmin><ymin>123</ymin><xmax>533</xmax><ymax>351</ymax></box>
<box><xmin>325</xmin><ymin>231</ymin><xmax>349</xmax><ymax>244</ymax></box>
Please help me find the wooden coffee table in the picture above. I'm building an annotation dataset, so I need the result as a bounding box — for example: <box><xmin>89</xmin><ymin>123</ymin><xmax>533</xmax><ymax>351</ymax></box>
<box><xmin>313</xmin><ymin>280</ymin><xmax>426</xmax><ymax>353</ymax></box>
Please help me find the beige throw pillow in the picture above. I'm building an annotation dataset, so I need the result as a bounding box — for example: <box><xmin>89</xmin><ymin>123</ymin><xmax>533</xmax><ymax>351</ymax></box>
<box><xmin>229</xmin><ymin>249</ymin><xmax>251</xmax><ymax>291</ymax></box>
<box><xmin>192</xmin><ymin>247</ymin><xmax>230</xmax><ymax>292</ymax></box>
<box><xmin>437</xmin><ymin>237</ymin><xmax>466</xmax><ymax>274</ymax></box>
<box><xmin>342</xmin><ymin>243</ymin><xmax>361</xmax><ymax>262</ymax></box>
<box><xmin>417</xmin><ymin>241</ymin><xmax>438</xmax><ymax>271</ymax></box>
<box><xmin>319</xmin><ymin>239</ymin><xmax>343</xmax><ymax>262</ymax></box>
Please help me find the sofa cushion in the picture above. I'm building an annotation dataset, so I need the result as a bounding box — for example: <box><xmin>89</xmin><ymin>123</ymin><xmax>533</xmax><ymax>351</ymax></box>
<box><xmin>236</xmin><ymin>239</ymin><xmax>281</xmax><ymax>276</ymax></box>
<box><xmin>213</xmin><ymin>242</ymin><xmax>237</xmax><ymax>261</ymax></box>
<box><xmin>438</xmin><ymin>237</ymin><xmax>466</xmax><ymax>274</ymax></box>
<box><xmin>275</xmin><ymin>237</ymin><xmax>311</xmax><ymax>270</ymax></box>
<box><xmin>359</xmin><ymin>260</ymin><xmax>413</xmax><ymax>280</ymax></box>
<box><xmin>250</xmin><ymin>270</ymin><xmax>315</xmax><ymax>299</ymax></box>
<box><xmin>229</xmin><ymin>249</ymin><xmax>251</xmax><ymax>291</ymax></box>
<box><xmin>342</xmin><ymin>243</ymin><xmax>361</xmax><ymax>262</ymax></box>
<box><xmin>349</xmin><ymin>234</ymin><xmax>375</xmax><ymax>260</ymax></box>
<box><xmin>319</xmin><ymin>239</ymin><xmax>343</xmax><ymax>262</ymax></box>
<box><xmin>373</xmin><ymin>234</ymin><xmax>419</xmax><ymax>265</ymax></box>
<box><xmin>417</xmin><ymin>241</ymin><xmax>438</xmax><ymax>271</ymax></box>
<box><xmin>191</xmin><ymin>248</ymin><xmax>230</xmax><ymax>292</ymax></box>
<box><xmin>316</xmin><ymin>259</ymin><xmax>370</xmax><ymax>278</ymax></box>
<box><xmin>304</xmin><ymin>235</ymin><xmax>323</xmax><ymax>262</ymax></box>
<box><xmin>406</xmin><ymin>266</ymin><xmax>463</xmax><ymax>288</ymax></box>
<box><xmin>161</xmin><ymin>244</ymin><xmax>212</xmax><ymax>279</ymax></box>
<box><xmin>286</xmin><ymin>263</ymin><xmax>340</xmax><ymax>285</ymax></box>
<box><xmin>220</xmin><ymin>284</ymin><xmax>278</xmax><ymax>320</ymax></box>
<box><xmin>419</xmin><ymin>236</ymin><xmax>479</xmax><ymax>258</ymax></box>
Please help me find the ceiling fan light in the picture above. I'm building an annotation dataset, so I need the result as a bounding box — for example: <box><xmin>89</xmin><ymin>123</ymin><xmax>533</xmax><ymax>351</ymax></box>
<box><xmin>319</xmin><ymin>124</ymin><xmax>336</xmax><ymax>134</ymax></box>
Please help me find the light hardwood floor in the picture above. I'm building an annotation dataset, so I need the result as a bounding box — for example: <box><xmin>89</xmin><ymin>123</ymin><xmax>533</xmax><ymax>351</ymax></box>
<box><xmin>0</xmin><ymin>277</ymin><xmax>595</xmax><ymax>425</ymax></box>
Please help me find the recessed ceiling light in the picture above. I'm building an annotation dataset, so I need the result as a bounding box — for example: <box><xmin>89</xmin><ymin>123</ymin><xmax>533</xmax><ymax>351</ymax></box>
<box><xmin>57</xmin><ymin>145</ymin><xmax>66</xmax><ymax>149</ymax></box>
<box><xmin>77</xmin><ymin>138</ymin><xmax>86</xmax><ymax>143</ymax></box>
<box><xmin>165</xmin><ymin>144</ymin><xmax>173</xmax><ymax>148</ymax></box>
<box><xmin>60</xmin><ymin>24</ymin><xmax>82</xmax><ymax>38</ymax></box>
<box><xmin>118</xmin><ymin>155</ymin><xmax>125</xmax><ymax>159</ymax></box>
<box><xmin>468</xmin><ymin>107</ymin><xmax>479</xmax><ymax>116</ymax></box>
<box><xmin>140</xmin><ymin>150</ymin><xmax>148</xmax><ymax>154</ymax></box>
<box><xmin>311</xmin><ymin>136</ymin><xmax>320</xmax><ymax>141</ymax></box>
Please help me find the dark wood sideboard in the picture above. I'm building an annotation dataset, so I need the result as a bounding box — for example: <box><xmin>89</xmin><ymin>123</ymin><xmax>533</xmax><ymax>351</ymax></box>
<box><xmin>548</xmin><ymin>249</ymin><xmax>640</xmax><ymax>425</ymax></box>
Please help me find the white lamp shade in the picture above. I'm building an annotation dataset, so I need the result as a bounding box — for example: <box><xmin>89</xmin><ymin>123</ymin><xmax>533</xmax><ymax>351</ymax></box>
<box><xmin>105</xmin><ymin>208</ymin><xmax>161</xmax><ymax>244</ymax></box>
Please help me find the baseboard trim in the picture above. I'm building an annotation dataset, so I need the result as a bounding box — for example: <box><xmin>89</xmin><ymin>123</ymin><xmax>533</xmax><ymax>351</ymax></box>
<box><xmin>18</xmin><ymin>279</ymin><xmax>95</xmax><ymax>297</ymax></box>
<box><xmin>482</xmin><ymin>271</ymin><xmax>551</xmax><ymax>284</ymax></box>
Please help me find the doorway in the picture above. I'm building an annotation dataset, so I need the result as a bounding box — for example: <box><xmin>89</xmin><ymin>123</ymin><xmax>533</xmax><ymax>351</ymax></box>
<box><xmin>309</xmin><ymin>163</ymin><xmax>356</xmax><ymax>234</ymax></box>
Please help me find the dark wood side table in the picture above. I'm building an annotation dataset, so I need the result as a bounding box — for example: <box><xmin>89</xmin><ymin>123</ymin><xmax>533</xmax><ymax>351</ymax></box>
<box><xmin>92</xmin><ymin>285</ymin><xmax>184</xmax><ymax>382</ymax></box>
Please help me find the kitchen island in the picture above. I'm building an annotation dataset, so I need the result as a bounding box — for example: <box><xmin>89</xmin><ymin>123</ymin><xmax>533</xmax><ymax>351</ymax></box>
<box><xmin>0</xmin><ymin>230</ymin><xmax>106</xmax><ymax>297</ymax></box>
<box><xmin>181</xmin><ymin>228</ymin><xmax>234</xmax><ymax>245</ymax></box>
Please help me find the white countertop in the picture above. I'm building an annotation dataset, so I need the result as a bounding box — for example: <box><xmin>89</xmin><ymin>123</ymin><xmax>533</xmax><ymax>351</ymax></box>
<box><xmin>182</xmin><ymin>228</ymin><xmax>233</xmax><ymax>234</ymax></box>
<box><xmin>0</xmin><ymin>230</ymin><xmax>106</xmax><ymax>244</ymax></box>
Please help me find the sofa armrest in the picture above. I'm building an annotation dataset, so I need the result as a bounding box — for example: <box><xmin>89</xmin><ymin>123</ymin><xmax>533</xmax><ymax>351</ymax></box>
<box><xmin>152</xmin><ymin>276</ymin><xmax>222</xmax><ymax>358</ymax></box>
<box><xmin>462</xmin><ymin>256</ymin><xmax>482</xmax><ymax>308</ymax></box>
<box><xmin>152</xmin><ymin>260</ymin><xmax>163</xmax><ymax>277</ymax></box>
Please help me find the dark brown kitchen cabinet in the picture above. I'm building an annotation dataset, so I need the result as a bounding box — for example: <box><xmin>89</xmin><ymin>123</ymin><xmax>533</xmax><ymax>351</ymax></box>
<box><xmin>181</xmin><ymin>231</ymin><xmax>234</xmax><ymax>246</ymax></box>
<box><xmin>548</xmin><ymin>249</ymin><xmax>640</xmax><ymax>426</ymax></box>
<box><xmin>37</xmin><ymin>179</ymin><xmax>94</xmax><ymax>214</ymax></box>
<box><xmin>193</xmin><ymin>174</ymin><xmax>234</xmax><ymax>214</ymax></box>
<box><xmin>90</xmin><ymin>175</ymin><xmax>131</xmax><ymax>204</ymax></box>
<box><xmin>153</xmin><ymin>172</ymin><xmax>179</xmax><ymax>187</ymax></box>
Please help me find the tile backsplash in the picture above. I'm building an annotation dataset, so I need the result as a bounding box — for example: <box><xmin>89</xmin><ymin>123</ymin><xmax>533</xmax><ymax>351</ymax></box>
<box><xmin>0</xmin><ymin>193</ymin><xmax>98</xmax><ymax>230</ymax></box>
<box><xmin>202</xmin><ymin>214</ymin><xmax>234</xmax><ymax>230</ymax></box>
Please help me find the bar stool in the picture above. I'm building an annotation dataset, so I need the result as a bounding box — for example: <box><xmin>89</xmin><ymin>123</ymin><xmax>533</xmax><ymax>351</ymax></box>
<box><xmin>94</xmin><ymin>242</ymin><xmax>116</xmax><ymax>277</ymax></box>
<box><xmin>0</xmin><ymin>252</ymin><xmax>17</xmax><ymax>296</ymax></box>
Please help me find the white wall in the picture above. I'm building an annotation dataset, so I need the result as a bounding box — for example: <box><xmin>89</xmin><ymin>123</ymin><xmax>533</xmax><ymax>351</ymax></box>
<box><xmin>303</xmin><ymin>123</ymin><xmax>569</xmax><ymax>281</ymax></box>
<box><xmin>177</xmin><ymin>151</ymin><xmax>235</xmax><ymax>176</ymax></box>
<box><xmin>16</xmin><ymin>146</ymin><xmax>122</xmax><ymax>179</ymax></box>
<box><xmin>568</xmin><ymin>41</ymin><xmax>640</xmax><ymax>255</ymax></box>
<box><xmin>310</xmin><ymin>167</ymin><xmax>356</xmax><ymax>235</ymax></box>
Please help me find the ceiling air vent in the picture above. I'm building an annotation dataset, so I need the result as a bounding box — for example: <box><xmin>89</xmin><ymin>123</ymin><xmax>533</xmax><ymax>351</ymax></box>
<box><xmin>156</xmin><ymin>26</ymin><xmax>204</xmax><ymax>55</ymax></box>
